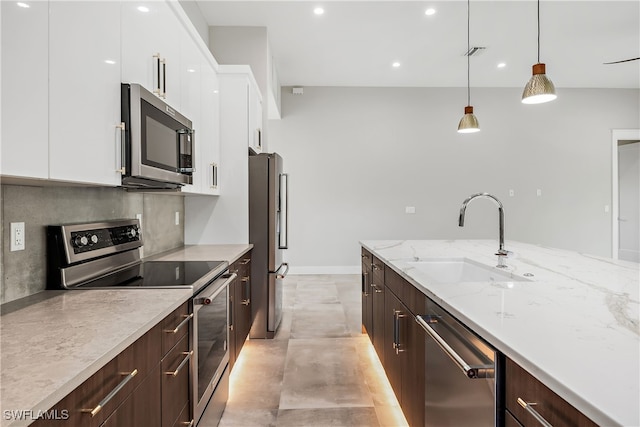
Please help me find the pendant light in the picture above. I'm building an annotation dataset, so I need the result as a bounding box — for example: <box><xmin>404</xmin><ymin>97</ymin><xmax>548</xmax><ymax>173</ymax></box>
<box><xmin>458</xmin><ymin>0</ymin><xmax>480</xmax><ymax>133</ymax></box>
<box><xmin>522</xmin><ymin>0</ymin><xmax>557</xmax><ymax>104</ymax></box>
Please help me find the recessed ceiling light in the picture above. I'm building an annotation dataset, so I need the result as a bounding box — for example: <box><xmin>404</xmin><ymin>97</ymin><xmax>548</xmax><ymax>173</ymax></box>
<box><xmin>104</xmin><ymin>59</ymin><xmax>116</xmax><ymax>65</ymax></box>
<box><xmin>313</xmin><ymin>7</ymin><xmax>324</xmax><ymax>15</ymax></box>
<box><xmin>497</xmin><ymin>62</ymin><xmax>507</xmax><ymax>68</ymax></box>
<box><xmin>425</xmin><ymin>8</ymin><xmax>436</xmax><ymax>16</ymax></box>
<box><xmin>392</xmin><ymin>62</ymin><xmax>401</xmax><ymax>68</ymax></box>
<box><xmin>16</xmin><ymin>2</ymin><xmax>30</xmax><ymax>8</ymax></box>
<box><xmin>137</xmin><ymin>6</ymin><xmax>150</xmax><ymax>13</ymax></box>
<box><xmin>187</xmin><ymin>68</ymin><xmax>196</xmax><ymax>73</ymax></box>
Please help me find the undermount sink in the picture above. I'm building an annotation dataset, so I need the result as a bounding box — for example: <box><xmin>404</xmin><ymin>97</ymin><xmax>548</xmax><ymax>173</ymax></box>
<box><xmin>406</xmin><ymin>258</ymin><xmax>530</xmax><ymax>284</ymax></box>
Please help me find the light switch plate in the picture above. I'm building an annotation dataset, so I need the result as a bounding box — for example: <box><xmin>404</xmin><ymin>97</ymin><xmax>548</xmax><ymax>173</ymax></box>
<box><xmin>175</xmin><ymin>211</ymin><xmax>180</xmax><ymax>225</ymax></box>
<box><xmin>405</xmin><ymin>206</ymin><xmax>416</xmax><ymax>214</ymax></box>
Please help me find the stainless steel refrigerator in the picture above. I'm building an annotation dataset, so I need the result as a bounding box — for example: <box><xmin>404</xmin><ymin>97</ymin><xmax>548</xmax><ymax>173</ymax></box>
<box><xmin>249</xmin><ymin>152</ymin><xmax>289</xmax><ymax>339</ymax></box>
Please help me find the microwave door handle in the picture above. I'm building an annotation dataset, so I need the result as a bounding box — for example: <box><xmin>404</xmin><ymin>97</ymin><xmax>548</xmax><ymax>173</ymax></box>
<box><xmin>279</xmin><ymin>173</ymin><xmax>288</xmax><ymax>249</ymax></box>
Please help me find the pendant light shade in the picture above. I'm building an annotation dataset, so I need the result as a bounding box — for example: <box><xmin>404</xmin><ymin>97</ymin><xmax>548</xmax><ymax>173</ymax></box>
<box><xmin>521</xmin><ymin>63</ymin><xmax>556</xmax><ymax>104</ymax></box>
<box><xmin>458</xmin><ymin>106</ymin><xmax>480</xmax><ymax>133</ymax></box>
<box><xmin>522</xmin><ymin>0</ymin><xmax>557</xmax><ymax>104</ymax></box>
<box><xmin>457</xmin><ymin>0</ymin><xmax>479</xmax><ymax>133</ymax></box>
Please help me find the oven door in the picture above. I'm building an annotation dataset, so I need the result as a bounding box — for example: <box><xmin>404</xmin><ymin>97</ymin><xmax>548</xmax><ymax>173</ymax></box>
<box><xmin>192</xmin><ymin>272</ymin><xmax>236</xmax><ymax>424</ymax></box>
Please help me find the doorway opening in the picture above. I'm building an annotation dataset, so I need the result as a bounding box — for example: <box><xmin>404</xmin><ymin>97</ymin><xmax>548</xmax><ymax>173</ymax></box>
<box><xmin>612</xmin><ymin>129</ymin><xmax>640</xmax><ymax>262</ymax></box>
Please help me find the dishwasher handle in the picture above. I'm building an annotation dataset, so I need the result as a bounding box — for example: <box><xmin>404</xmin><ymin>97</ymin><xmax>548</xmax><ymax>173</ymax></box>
<box><xmin>416</xmin><ymin>315</ymin><xmax>494</xmax><ymax>379</ymax></box>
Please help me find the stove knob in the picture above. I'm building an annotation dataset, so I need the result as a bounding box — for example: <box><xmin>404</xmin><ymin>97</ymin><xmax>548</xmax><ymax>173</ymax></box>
<box><xmin>127</xmin><ymin>228</ymin><xmax>138</xmax><ymax>238</ymax></box>
<box><xmin>73</xmin><ymin>235</ymin><xmax>89</xmax><ymax>247</ymax></box>
<box><xmin>89</xmin><ymin>234</ymin><xmax>99</xmax><ymax>244</ymax></box>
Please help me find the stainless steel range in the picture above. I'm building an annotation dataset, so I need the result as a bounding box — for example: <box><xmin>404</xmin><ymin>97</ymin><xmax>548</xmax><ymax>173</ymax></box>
<box><xmin>46</xmin><ymin>219</ymin><xmax>234</xmax><ymax>426</ymax></box>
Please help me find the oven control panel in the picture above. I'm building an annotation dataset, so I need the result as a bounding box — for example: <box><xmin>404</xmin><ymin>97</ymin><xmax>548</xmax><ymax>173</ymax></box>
<box><xmin>70</xmin><ymin>224</ymin><xmax>141</xmax><ymax>254</ymax></box>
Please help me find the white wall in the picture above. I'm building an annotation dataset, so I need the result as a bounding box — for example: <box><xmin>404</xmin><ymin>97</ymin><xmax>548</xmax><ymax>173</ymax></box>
<box><xmin>268</xmin><ymin>87</ymin><xmax>640</xmax><ymax>273</ymax></box>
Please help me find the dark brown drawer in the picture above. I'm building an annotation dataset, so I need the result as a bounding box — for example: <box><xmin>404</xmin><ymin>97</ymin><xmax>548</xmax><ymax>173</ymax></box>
<box><xmin>32</xmin><ymin>325</ymin><xmax>161</xmax><ymax>427</ymax></box>
<box><xmin>171</xmin><ymin>403</ymin><xmax>193</xmax><ymax>427</ymax></box>
<box><xmin>371</xmin><ymin>255</ymin><xmax>384</xmax><ymax>281</ymax></box>
<box><xmin>384</xmin><ymin>265</ymin><xmax>404</xmax><ymax>298</ymax></box>
<box><xmin>361</xmin><ymin>248</ymin><xmax>372</xmax><ymax>267</ymax></box>
<box><xmin>161</xmin><ymin>334</ymin><xmax>191</xmax><ymax>427</ymax></box>
<box><xmin>506</xmin><ymin>358</ymin><xmax>598</xmax><ymax>427</ymax></box>
<box><xmin>161</xmin><ymin>302</ymin><xmax>191</xmax><ymax>355</ymax></box>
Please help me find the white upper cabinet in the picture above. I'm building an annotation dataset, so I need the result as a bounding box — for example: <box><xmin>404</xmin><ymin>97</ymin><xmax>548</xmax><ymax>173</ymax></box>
<box><xmin>1</xmin><ymin>1</ymin><xmax>49</xmax><ymax>179</ymax></box>
<box><xmin>48</xmin><ymin>1</ymin><xmax>122</xmax><ymax>185</ymax></box>
<box><xmin>198</xmin><ymin>61</ymin><xmax>221</xmax><ymax>196</ymax></box>
<box><xmin>121</xmin><ymin>1</ymin><xmax>182</xmax><ymax>109</ymax></box>
<box><xmin>249</xmin><ymin>85</ymin><xmax>264</xmax><ymax>154</ymax></box>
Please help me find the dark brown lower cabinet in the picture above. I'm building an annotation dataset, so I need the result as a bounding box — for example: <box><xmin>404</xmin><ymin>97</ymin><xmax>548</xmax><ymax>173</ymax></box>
<box><xmin>505</xmin><ymin>358</ymin><xmax>598</xmax><ymax>427</ymax></box>
<box><xmin>229</xmin><ymin>251</ymin><xmax>252</xmax><ymax>371</ymax></box>
<box><xmin>101</xmin><ymin>364</ymin><xmax>161</xmax><ymax>427</ymax></box>
<box><xmin>31</xmin><ymin>304</ymin><xmax>193</xmax><ymax>427</ymax></box>
<box><xmin>383</xmin><ymin>286</ymin><xmax>424</xmax><ymax>427</ymax></box>
<box><xmin>371</xmin><ymin>256</ymin><xmax>386</xmax><ymax>365</ymax></box>
<box><xmin>361</xmin><ymin>249</ymin><xmax>373</xmax><ymax>340</ymax></box>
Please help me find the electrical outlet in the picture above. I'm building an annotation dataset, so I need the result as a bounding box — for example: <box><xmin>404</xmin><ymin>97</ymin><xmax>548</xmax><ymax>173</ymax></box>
<box><xmin>536</xmin><ymin>189</ymin><xmax>542</xmax><ymax>197</ymax></box>
<box><xmin>11</xmin><ymin>222</ymin><xmax>25</xmax><ymax>251</ymax></box>
<box><xmin>508</xmin><ymin>189</ymin><xmax>515</xmax><ymax>197</ymax></box>
<box><xmin>175</xmin><ymin>211</ymin><xmax>180</xmax><ymax>225</ymax></box>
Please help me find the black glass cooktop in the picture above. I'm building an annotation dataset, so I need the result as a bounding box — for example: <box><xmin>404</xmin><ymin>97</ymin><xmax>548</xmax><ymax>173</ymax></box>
<box><xmin>79</xmin><ymin>260</ymin><xmax>226</xmax><ymax>289</ymax></box>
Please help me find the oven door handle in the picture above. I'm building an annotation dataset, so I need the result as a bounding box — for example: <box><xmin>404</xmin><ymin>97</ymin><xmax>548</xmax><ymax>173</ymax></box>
<box><xmin>197</xmin><ymin>273</ymin><xmax>236</xmax><ymax>305</ymax></box>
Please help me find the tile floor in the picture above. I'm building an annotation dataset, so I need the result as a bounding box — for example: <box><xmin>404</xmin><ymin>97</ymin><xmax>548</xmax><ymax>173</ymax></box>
<box><xmin>199</xmin><ymin>274</ymin><xmax>408</xmax><ymax>427</ymax></box>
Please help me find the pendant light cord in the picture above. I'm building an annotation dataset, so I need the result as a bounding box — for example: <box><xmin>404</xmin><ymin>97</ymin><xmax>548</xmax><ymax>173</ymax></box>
<box><xmin>467</xmin><ymin>0</ymin><xmax>471</xmax><ymax>106</ymax></box>
<box><xmin>537</xmin><ymin>0</ymin><xmax>540</xmax><ymax>63</ymax></box>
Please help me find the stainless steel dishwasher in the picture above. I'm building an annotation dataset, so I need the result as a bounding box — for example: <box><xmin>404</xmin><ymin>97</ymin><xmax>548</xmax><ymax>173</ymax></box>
<box><xmin>416</xmin><ymin>298</ymin><xmax>501</xmax><ymax>427</ymax></box>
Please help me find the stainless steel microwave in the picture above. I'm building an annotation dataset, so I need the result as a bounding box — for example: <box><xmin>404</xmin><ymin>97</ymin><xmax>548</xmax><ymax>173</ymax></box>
<box><xmin>121</xmin><ymin>83</ymin><xmax>194</xmax><ymax>189</ymax></box>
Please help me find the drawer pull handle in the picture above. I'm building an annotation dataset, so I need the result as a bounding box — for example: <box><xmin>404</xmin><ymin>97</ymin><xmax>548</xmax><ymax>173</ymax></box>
<box><xmin>517</xmin><ymin>398</ymin><xmax>553</xmax><ymax>427</ymax></box>
<box><xmin>371</xmin><ymin>283</ymin><xmax>383</xmax><ymax>293</ymax></box>
<box><xmin>83</xmin><ymin>369</ymin><xmax>138</xmax><ymax>417</ymax></box>
<box><xmin>165</xmin><ymin>313</ymin><xmax>193</xmax><ymax>334</ymax></box>
<box><xmin>166</xmin><ymin>351</ymin><xmax>193</xmax><ymax>377</ymax></box>
<box><xmin>372</xmin><ymin>264</ymin><xmax>381</xmax><ymax>271</ymax></box>
<box><xmin>181</xmin><ymin>421</ymin><xmax>195</xmax><ymax>427</ymax></box>
<box><xmin>240</xmin><ymin>258</ymin><xmax>251</xmax><ymax>265</ymax></box>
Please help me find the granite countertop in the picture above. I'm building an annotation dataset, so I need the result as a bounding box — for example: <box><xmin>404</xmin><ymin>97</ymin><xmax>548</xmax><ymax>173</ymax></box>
<box><xmin>0</xmin><ymin>244</ymin><xmax>252</xmax><ymax>427</ymax></box>
<box><xmin>360</xmin><ymin>239</ymin><xmax>639</xmax><ymax>427</ymax></box>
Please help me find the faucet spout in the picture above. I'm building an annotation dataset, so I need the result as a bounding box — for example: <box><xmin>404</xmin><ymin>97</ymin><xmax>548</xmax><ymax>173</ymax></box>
<box><xmin>458</xmin><ymin>192</ymin><xmax>507</xmax><ymax>256</ymax></box>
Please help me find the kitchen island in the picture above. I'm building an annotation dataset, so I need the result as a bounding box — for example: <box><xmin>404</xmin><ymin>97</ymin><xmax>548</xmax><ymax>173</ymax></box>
<box><xmin>361</xmin><ymin>239</ymin><xmax>639</xmax><ymax>427</ymax></box>
<box><xmin>0</xmin><ymin>244</ymin><xmax>251</xmax><ymax>427</ymax></box>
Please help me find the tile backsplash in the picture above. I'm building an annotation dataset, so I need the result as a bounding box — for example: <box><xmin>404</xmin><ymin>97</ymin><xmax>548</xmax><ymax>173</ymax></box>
<box><xmin>0</xmin><ymin>184</ymin><xmax>185</xmax><ymax>304</ymax></box>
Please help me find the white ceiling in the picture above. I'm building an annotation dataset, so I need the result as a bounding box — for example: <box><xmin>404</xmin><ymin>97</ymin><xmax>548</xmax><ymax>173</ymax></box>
<box><xmin>195</xmin><ymin>1</ymin><xmax>639</xmax><ymax>89</ymax></box>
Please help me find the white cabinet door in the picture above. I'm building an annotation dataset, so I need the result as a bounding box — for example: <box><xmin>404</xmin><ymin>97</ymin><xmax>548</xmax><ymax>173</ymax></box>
<box><xmin>121</xmin><ymin>1</ymin><xmax>182</xmax><ymax>109</ymax></box>
<box><xmin>48</xmin><ymin>1</ymin><xmax>122</xmax><ymax>185</ymax></box>
<box><xmin>198</xmin><ymin>61</ymin><xmax>221</xmax><ymax>196</ymax></box>
<box><xmin>179</xmin><ymin>32</ymin><xmax>203</xmax><ymax>195</ymax></box>
<box><xmin>248</xmin><ymin>82</ymin><xmax>264</xmax><ymax>154</ymax></box>
<box><xmin>0</xmin><ymin>1</ymin><xmax>49</xmax><ymax>179</ymax></box>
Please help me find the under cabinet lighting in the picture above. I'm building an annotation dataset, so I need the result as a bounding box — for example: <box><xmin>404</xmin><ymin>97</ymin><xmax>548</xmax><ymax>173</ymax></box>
<box><xmin>16</xmin><ymin>2</ymin><xmax>30</xmax><ymax>8</ymax></box>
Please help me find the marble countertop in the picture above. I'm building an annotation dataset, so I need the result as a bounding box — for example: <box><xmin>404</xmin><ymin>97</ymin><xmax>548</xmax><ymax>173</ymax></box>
<box><xmin>360</xmin><ymin>240</ymin><xmax>639</xmax><ymax>427</ymax></box>
<box><xmin>0</xmin><ymin>244</ymin><xmax>252</xmax><ymax>427</ymax></box>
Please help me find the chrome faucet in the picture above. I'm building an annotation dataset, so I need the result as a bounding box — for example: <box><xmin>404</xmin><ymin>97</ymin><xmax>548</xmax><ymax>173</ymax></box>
<box><xmin>458</xmin><ymin>193</ymin><xmax>509</xmax><ymax>268</ymax></box>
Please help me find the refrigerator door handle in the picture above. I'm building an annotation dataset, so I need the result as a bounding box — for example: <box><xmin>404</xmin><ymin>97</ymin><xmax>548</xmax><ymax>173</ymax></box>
<box><xmin>273</xmin><ymin>262</ymin><xmax>289</xmax><ymax>279</ymax></box>
<box><xmin>279</xmin><ymin>173</ymin><xmax>289</xmax><ymax>249</ymax></box>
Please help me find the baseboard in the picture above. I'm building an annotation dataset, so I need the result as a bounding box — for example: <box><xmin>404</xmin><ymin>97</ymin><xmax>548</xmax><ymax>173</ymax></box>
<box><xmin>287</xmin><ymin>265</ymin><xmax>360</xmax><ymax>275</ymax></box>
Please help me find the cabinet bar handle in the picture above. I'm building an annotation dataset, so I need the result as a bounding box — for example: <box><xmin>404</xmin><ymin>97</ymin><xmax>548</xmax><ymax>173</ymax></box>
<box><xmin>161</xmin><ymin>58</ymin><xmax>167</xmax><ymax>98</ymax></box>
<box><xmin>372</xmin><ymin>264</ymin><xmax>381</xmax><ymax>271</ymax></box>
<box><xmin>115</xmin><ymin>122</ymin><xmax>126</xmax><ymax>174</ymax></box>
<box><xmin>517</xmin><ymin>398</ymin><xmax>553</xmax><ymax>427</ymax></box>
<box><xmin>362</xmin><ymin>272</ymin><xmax>369</xmax><ymax>296</ymax></box>
<box><xmin>371</xmin><ymin>283</ymin><xmax>383</xmax><ymax>293</ymax></box>
<box><xmin>164</xmin><ymin>313</ymin><xmax>193</xmax><ymax>334</ymax></box>
<box><xmin>393</xmin><ymin>310</ymin><xmax>406</xmax><ymax>354</ymax></box>
<box><xmin>240</xmin><ymin>258</ymin><xmax>251</xmax><ymax>265</ymax></box>
<box><xmin>153</xmin><ymin>53</ymin><xmax>161</xmax><ymax>95</ymax></box>
<box><xmin>211</xmin><ymin>162</ymin><xmax>218</xmax><ymax>189</ymax></box>
<box><xmin>165</xmin><ymin>351</ymin><xmax>193</xmax><ymax>377</ymax></box>
<box><xmin>241</xmin><ymin>276</ymin><xmax>251</xmax><ymax>305</ymax></box>
<box><xmin>82</xmin><ymin>369</ymin><xmax>138</xmax><ymax>417</ymax></box>
<box><xmin>181</xmin><ymin>421</ymin><xmax>194</xmax><ymax>427</ymax></box>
